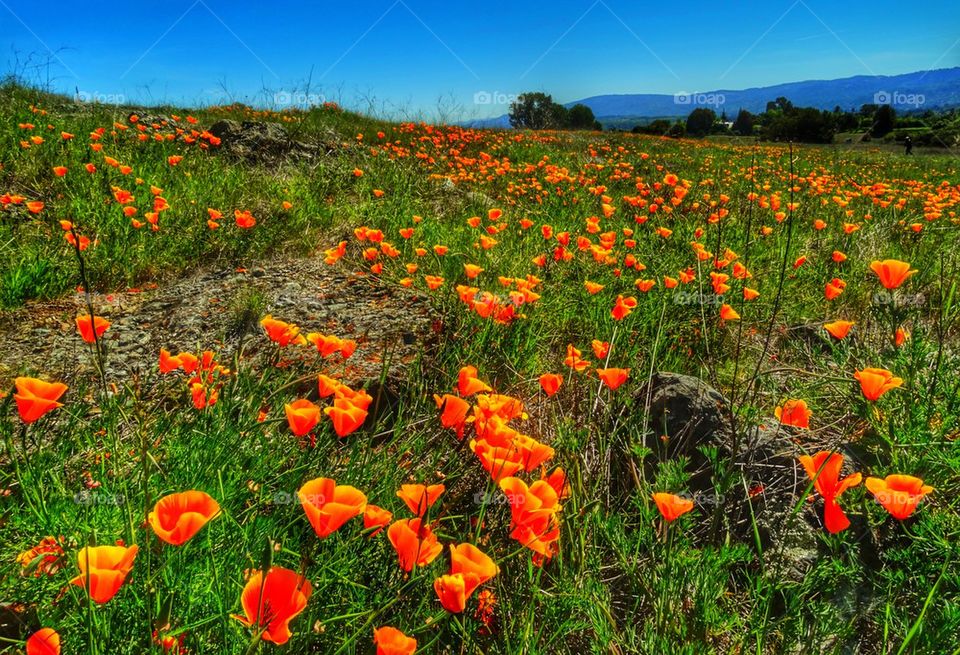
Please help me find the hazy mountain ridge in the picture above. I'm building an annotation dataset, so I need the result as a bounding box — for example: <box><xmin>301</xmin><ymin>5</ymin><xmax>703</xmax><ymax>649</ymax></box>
<box><xmin>468</xmin><ymin>67</ymin><xmax>960</xmax><ymax>128</ymax></box>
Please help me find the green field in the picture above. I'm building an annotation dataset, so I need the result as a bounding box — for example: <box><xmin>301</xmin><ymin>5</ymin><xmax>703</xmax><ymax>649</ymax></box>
<box><xmin>1</xmin><ymin>82</ymin><xmax>959</xmax><ymax>654</ymax></box>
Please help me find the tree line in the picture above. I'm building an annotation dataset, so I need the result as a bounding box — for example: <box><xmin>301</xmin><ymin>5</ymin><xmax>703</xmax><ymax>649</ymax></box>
<box><xmin>506</xmin><ymin>91</ymin><xmax>958</xmax><ymax>147</ymax></box>
<box><xmin>633</xmin><ymin>98</ymin><xmax>958</xmax><ymax>146</ymax></box>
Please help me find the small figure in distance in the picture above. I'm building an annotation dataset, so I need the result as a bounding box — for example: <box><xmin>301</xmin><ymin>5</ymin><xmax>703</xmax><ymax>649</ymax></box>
<box><xmin>904</xmin><ymin>135</ymin><xmax>913</xmax><ymax>155</ymax></box>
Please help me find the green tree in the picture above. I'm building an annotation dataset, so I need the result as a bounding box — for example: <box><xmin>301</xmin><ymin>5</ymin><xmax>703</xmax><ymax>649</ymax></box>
<box><xmin>685</xmin><ymin>108</ymin><xmax>716</xmax><ymax>137</ymax></box>
<box><xmin>567</xmin><ymin>103</ymin><xmax>600</xmax><ymax>130</ymax></box>
<box><xmin>632</xmin><ymin>119</ymin><xmax>672</xmax><ymax>135</ymax></box>
<box><xmin>732</xmin><ymin>109</ymin><xmax>754</xmax><ymax>136</ymax></box>
<box><xmin>667</xmin><ymin>121</ymin><xmax>686</xmax><ymax>138</ymax></box>
<box><xmin>872</xmin><ymin>104</ymin><xmax>896</xmax><ymax>137</ymax></box>
<box><xmin>509</xmin><ymin>92</ymin><xmax>567</xmax><ymax>130</ymax></box>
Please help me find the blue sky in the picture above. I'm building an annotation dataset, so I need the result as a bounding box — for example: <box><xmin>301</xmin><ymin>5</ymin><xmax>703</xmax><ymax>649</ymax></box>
<box><xmin>2</xmin><ymin>0</ymin><xmax>957</xmax><ymax>118</ymax></box>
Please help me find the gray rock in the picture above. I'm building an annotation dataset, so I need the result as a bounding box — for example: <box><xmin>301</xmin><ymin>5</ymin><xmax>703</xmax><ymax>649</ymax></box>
<box><xmin>618</xmin><ymin>371</ymin><xmax>823</xmax><ymax>577</ymax></box>
<box><xmin>207</xmin><ymin>120</ymin><xmax>338</xmax><ymax>163</ymax></box>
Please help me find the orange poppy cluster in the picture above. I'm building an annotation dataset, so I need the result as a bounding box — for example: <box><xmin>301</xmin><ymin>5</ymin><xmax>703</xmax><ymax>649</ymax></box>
<box><xmin>799</xmin><ymin>452</ymin><xmax>932</xmax><ymax>533</ymax></box>
<box><xmin>259</xmin><ymin>314</ymin><xmax>370</xmax><ymax>440</ymax></box>
<box><xmin>158</xmin><ymin>348</ymin><xmax>231</xmax><ymax>409</ymax></box>
<box><xmin>13</xmin><ymin>486</ymin><xmax>222</xmax><ymax>650</ymax></box>
<box><xmin>434</xmin><ymin>366</ymin><xmax>569</xmax><ymax>563</ymax></box>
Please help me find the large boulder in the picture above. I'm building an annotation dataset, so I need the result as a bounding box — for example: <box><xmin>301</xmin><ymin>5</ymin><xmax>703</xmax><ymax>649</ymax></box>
<box><xmin>616</xmin><ymin>372</ymin><xmax>832</xmax><ymax>576</ymax></box>
<box><xmin>207</xmin><ymin>119</ymin><xmax>337</xmax><ymax>162</ymax></box>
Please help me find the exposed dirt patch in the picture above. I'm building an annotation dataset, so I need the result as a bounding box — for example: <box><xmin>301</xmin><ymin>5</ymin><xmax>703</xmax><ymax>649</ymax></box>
<box><xmin>0</xmin><ymin>256</ymin><xmax>438</xmax><ymax>390</ymax></box>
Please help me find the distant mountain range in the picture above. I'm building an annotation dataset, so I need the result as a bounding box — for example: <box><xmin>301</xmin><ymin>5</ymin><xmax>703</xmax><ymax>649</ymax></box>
<box><xmin>468</xmin><ymin>67</ymin><xmax>960</xmax><ymax>129</ymax></box>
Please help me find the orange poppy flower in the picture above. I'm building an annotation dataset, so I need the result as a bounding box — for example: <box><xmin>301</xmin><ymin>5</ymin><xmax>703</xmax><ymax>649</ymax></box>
<box><xmin>464</xmin><ymin>264</ymin><xmax>483</xmax><ymax>279</ymax></box>
<box><xmin>652</xmin><ymin>492</ymin><xmax>694</xmax><ymax>522</ymax></box>
<box><xmin>148</xmin><ymin>490</ymin><xmax>220</xmax><ymax>546</ymax></box>
<box><xmin>895</xmin><ymin>326</ymin><xmax>909</xmax><ymax>347</ymax></box>
<box><xmin>285</xmin><ymin>399</ymin><xmax>321</xmax><ymax>437</ymax></box>
<box><xmin>774</xmin><ymin>399</ymin><xmax>811</xmax><ymax>428</ymax></box>
<box><xmin>457</xmin><ymin>366</ymin><xmax>492</xmax><ymax>396</ymax></box>
<box><xmin>261</xmin><ymin>315</ymin><xmax>303</xmax><ymax>347</ymax></box>
<box><xmin>234</xmin><ymin>210</ymin><xmax>256</xmax><ymax>228</ymax></box>
<box><xmin>584</xmin><ymin>280</ymin><xmax>604</xmax><ymax>295</ymax></box>
<box><xmin>17</xmin><ymin>536</ymin><xmax>63</xmax><ymax>577</ymax></box>
<box><xmin>178</xmin><ymin>352</ymin><xmax>199</xmax><ymax>374</ymax></box>
<box><xmin>824</xmin><ymin>278</ymin><xmax>846</xmax><ymax>300</ymax></box>
<box><xmin>387</xmin><ymin>518</ymin><xmax>442</xmax><ymax>571</ymax></box>
<box><xmin>854</xmin><ymin>368</ymin><xmax>903</xmax><ymax>401</ymax></box>
<box><xmin>64</xmin><ymin>232</ymin><xmax>91</xmax><ymax>251</ymax></box>
<box><xmin>823</xmin><ymin>320</ymin><xmax>854</xmax><ymax>340</ymax></box>
<box><xmin>542</xmin><ymin>467</ymin><xmax>571</xmax><ymax>500</ymax></box>
<box><xmin>562</xmin><ymin>344</ymin><xmax>591</xmax><ymax>373</ymax></box>
<box><xmin>53</xmin><ymin>166</ymin><xmax>67</xmax><ymax>177</ymax></box>
<box><xmin>26</xmin><ymin>628</ymin><xmax>60</xmax><ymax>655</ymax></box>
<box><xmin>14</xmin><ymin>377</ymin><xmax>68</xmax><ymax>423</ymax></box>
<box><xmin>870</xmin><ymin>259</ymin><xmax>915</xmax><ymax>290</ymax></box>
<box><xmin>364</xmin><ymin>505</ymin><xmax>393</xmax><ymax>536</ymax></box>
<box><xmin>232</xmin><ymin>567</ymin><xmax>312</xmax><ymax>644</ymax></box>
<box><xmin>498</xmin><ymin>477</ymin><xmax>561</xmax><ymax>558</ymax></box>
<box><xmin>70</xmin><ymin>544</ymin><xmax>139</xmax><ymax>603</ymax></box>
<box><xmin>434</xmin><ymin>543</ymin><xmax>499</xmax><ymax>613</ymax></box>
<box><xmin>470</xmin><ymin>439</ymin><xmax>524</xmax><ymax>481</ymax></box>
<box><xmin>596</xmin><ymin>368</ymin><xmax>629</xmax><ymax>391</ymax></box>
<box><xmin>373</xmin><ymin>626</ymin><xmax>417</xmax><ymax>655</ymax></box>
<box><xmin>610</xmin><ymin>295</ymin><xmax>637</xmax><ymax>321</ymax></box>
<box><xmin>590</xmin><ymin>340</ymin><xmax>609</xmax><ymax>361</ymax></box>
<box><xmin>317</xmin><ymin>374</ymin><xmax>342</xmax><ymax>398</ymax></box>
<box><xmin>324</xmin><ymin>399</ymin><xmax>368</xmax><ymax>437</ymax></box>
<box><xmin>798</xmin><ymin>451</ymin><xmax>861</xmax><ymax>533</ymax></box>
<box><xmin>864</xmin><ymin>474</ymin><xmax>933</xmax><ymax>520</ymax></box>
<box><xmin>307</xmin><ymin>332</ymin><xmax>343</xmax><ymax>357</ymax></box>
<box><xmin>720</xmin><ymin>304</ymin><xmax>740</xmax><ymax>321</ymax></box>
<box><xmin>513</xmin><ymin>434</ymin><xmax>555</xmax><ymax>471</ymax></box>
<box><xmin>434</xmin><ymin>394</ymin><xmax>471</xmax><ymax>438</ymax></box>
<box><xmin>76</xmin><ymin>315</ymin><xmax>110</xmax><ymax>343</ymax></box>
<box><xmin>397</xmin><ymin>483</ymin><xmax>445</xmax><ymax>516</ymax></box>
<box><xmin>710</xmin><ymin>272</ymin><xmax>731</xmax><ymax>295</ymax></box>
<box><xmin>539</xmin><ymin>373</ymin><xmax>562</xmax><ymax>397</ymax></box>
<box><xmin>298</xmin><ymin>477</ymin><xmax>366</xmax><ymax>538</ymax></box>
<box><xmin>634</xmin><ymin>278</ymin><xmax>656</xmax><ymax>293</ymax></box>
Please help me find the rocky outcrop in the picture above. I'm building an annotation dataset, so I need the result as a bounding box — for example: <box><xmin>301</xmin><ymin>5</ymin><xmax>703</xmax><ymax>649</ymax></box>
<box><xmin>616</xmin><ymin>372</ymin><xmax>831</xmax><ymax>577</ymax></box>
<box><xmin>207</xmin><ymin>120</ymin><xmax>338</xmax><ymax>162</ymax></box>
